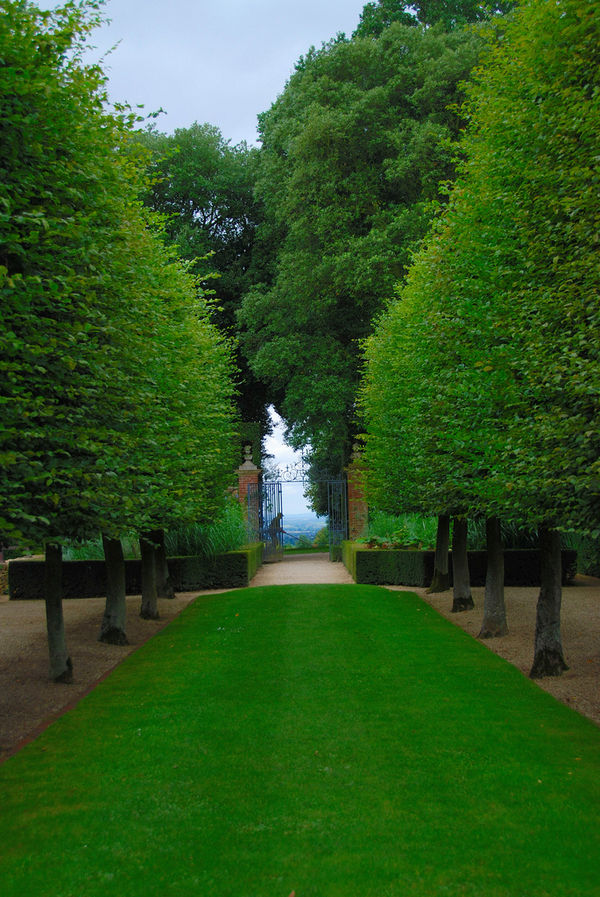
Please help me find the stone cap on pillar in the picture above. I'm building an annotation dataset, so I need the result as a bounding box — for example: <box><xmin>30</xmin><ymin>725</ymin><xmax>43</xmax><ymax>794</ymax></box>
<box><xmin>238</xmin><ymin>444</ymin><xmax>260</xmax><ymax>472</ymax></box>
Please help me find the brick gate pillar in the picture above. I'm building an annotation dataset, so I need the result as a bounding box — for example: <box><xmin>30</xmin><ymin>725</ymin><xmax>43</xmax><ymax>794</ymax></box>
<box><xmin>237</xmin><ymin>444</ymin><xmax>262</xmax><ymax>543</ymax></box>
<box><xmin>346</xmin><ymin>444</ymin><xmax>368</xmax><ymax>540</ymax></box>
<box><xmin>237</xmin><ymin>444</ymin><xmax>261</xmax><ymax>506</ymax></box>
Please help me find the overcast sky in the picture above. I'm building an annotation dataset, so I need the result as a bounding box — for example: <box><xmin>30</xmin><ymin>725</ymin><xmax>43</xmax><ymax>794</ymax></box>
<box><xmin>264</xmin><ymin>411</ymin><xmax>319</xmax><ymax>515</ymax></box>
<box><xmin>41</xmin><ymin>0</ymin><xmax>369</xmax><ymax>146</ymax></box>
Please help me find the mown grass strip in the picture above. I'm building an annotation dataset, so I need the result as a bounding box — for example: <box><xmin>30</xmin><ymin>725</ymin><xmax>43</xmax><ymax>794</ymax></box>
<box><xmin>0</xmin><ymin>584</ymin><xmax>598</xmax><ymax>897</ymax></box>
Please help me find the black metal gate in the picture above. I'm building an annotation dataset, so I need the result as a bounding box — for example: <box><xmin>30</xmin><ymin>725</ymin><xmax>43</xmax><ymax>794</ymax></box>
<box><xmin>327</xmin><ymin>478</ymin><xmax>348</xmax><ymax>561</ymax></box>
<box><xmin>247</xmin><ymin>480</ymin><xmax>284</xmax><ymax>563</ymax></box>
<box><xmin>248</xmin><ymin>473</ymin><xmax>347</xmax><ymax>563</ymax></box>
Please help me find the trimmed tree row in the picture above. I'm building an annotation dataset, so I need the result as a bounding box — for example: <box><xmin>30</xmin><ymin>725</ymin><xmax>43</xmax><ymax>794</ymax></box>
<box><xmin>360</xmin><ymin>0</ymin><xmax>599</xmax><ymax>676</ymax></box>
<box><xmin>0</xmin><ymin>1</ymin><xmax>238</xmax><ymax>679</ymax></box>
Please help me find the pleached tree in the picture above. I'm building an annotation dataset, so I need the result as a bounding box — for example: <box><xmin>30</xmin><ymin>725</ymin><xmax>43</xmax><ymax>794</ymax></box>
<box><xmin>0</xmin><ymin>0</ymin><xmax>237</xmax><ymax>677</ymax></box>
<box><xmin>361</xmin><ymin>0</ymin><xmax>600</xmax><ymax>674</ymax></box>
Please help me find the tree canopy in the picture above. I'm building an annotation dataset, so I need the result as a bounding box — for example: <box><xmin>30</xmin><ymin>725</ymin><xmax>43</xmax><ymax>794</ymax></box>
<box><xmin>237</xmin><ymin>15</ymin><xmax>484</xmax><ymax>476</ymax></box>
<box><xmin>0</xmin><ymin>0</ymin><xmax>238</xmax><ymax>549</ymax></box>
<box><xmin>361</xmin><ymin>0</ymin><xmax>600</xmax><ymax>535</ymax></box>
<box><xmin>138</xmin><ymin>122</ymin><xmax>270</xmax><ymax>432</ymax></box>
<box><xmin>354</xmin><ymin>0</ymin><xmax>516</xmax><ymax>34</ymax></box>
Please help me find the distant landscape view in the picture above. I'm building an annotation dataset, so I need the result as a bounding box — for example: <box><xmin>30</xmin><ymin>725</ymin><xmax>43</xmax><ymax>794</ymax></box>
<box><xmin>280</xmin><ymin>513</ymin><xmax>327</xmax><ymax>548</ymax></box>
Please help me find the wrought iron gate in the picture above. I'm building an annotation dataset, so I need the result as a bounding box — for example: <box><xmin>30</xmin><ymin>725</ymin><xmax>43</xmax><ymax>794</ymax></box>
<box><xmin>247</xmin><ymin>480</ymin><xmax>284</xmax><ymax>563</ymax></box>
<box><xmin>248</xmin><ymin>474</ymin><xmax>347</xmax><ymax>563</ymax></box>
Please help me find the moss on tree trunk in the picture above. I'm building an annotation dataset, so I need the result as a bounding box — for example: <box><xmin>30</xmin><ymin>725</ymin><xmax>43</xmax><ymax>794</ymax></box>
<box><xmin>44</xmin><ymin>542</ymin><xmax>73</xmax><ymax>683</ymax></box>
<box><xmin>451</xmin><ymin>517</ymin><xmax>474</xmax><ymax>612</ymax></box>
<box><xmin>478</xmin><ymin>516</ymin><xmax>508</xmax><ymax>638</ymax></box>
<box><xmin>427</xmin><ymin>514</ymin><xmax>450</xmax><ymax>593</ymax></box>
<box><xmin>99</xmin><ymin>534</ymin><xmax>129</xmax><ymax>644</ymax></box>
<box><xmin>530</xmin><ymin>527</ymin><xmax>568</xmax><ymax>678</ymax></box>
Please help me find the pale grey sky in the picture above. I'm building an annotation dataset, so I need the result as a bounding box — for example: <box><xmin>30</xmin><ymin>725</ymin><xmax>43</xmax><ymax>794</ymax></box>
<box><xmin>265</xmin><ymin>410</ymin><xmax>316</xmax><ymax>514</ymax></box>
<box><xmin>41</xmin><ymin>0</ymin><xmax>369</xmax><ymax>145</ymax></box>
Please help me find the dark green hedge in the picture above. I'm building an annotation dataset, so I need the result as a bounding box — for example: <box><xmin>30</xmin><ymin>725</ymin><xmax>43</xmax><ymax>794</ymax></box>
<box><xmin>8</xmin><ymin>543</ymin><xmax>263</xmax><ymax>600</ymax></box>
<box><xmin>166</xmin><ymin>543</ymin><xmax>263</xmax><ymax>591</ymax></box>
<box><xmin>343</xmin><ymin>542</ymin><xmax>577</xmax><ymax>587</ymax></box>
<box><xmin>568</xmin><ymin>533</ymin><xmax>600</xmax><ymax>578</ymax></box>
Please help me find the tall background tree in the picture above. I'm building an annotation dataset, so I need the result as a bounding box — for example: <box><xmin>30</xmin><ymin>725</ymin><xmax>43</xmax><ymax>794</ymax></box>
<box><xmin>138</xmin><ymin>122</ymin><xmax>270</xmax><ymax>439</ymax></box>
<box><xmin>237</xmin><ymin>8</ymin><xmax>488</xmax><ymax>484</ymax></box>
<box><xmin>354</xmin><ymin>0</ymin><xmax>515</xmax><ymax>34</ymax></box>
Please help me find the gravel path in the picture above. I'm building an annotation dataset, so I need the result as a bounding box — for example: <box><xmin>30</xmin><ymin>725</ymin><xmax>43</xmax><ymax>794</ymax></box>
<box><xmin>251</xmin><ymin>553</ymin><xmax>354</xmax><ymax>586</ymax></box>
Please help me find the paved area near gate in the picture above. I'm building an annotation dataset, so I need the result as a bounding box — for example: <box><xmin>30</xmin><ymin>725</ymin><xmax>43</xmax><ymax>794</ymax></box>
<box><xmin>250</xmin><ymin>552</ymin><xmax>354</xmax><ymax>586</ymax></box>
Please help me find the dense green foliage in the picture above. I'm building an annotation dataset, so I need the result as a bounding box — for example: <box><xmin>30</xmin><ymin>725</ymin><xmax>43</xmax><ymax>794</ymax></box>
<box><xmin>140</xmin><ymin>124</ymin><xmax>258</xmax><ymax>286</ymax></box>
<box><xmin>354</xmin><ymin>0</ymin><xmax>516</xmax><ymax>34</ymax></box>
<box><xmin>2</xmin><ymin>585</ymin><xmax>598</xmax><ymax>895</ymax></box>
<box><xmin>238</xmin><ymin>16</ymin><xmax>484</xmax><ymax>474</ymax></box>
<box><xmin>364</xmin><ymin>513</ymin><xmax>550</xmax><ymax>552</ymax></box>
<box><xmin>0</xmin><ymin>1</ymin><xmax>238</xmax><ymax>547</ymax></box>
<box><xmin>138</xmin><ymin>123</ymin><xmax>270</xmax><ymax>429</ymax></box>
<box><xmin>62</xmin><ymin>500</ymin><xmax>247</xmax><ymax>561</ymax></box>
<box><xmin>361</xmin><ymin>0</ymin><xmax>600</xmax><ymax>536</ymax></box>
<box><xmin>365</xmin><ymin>511</ymin><xmax>438</xmax><ymax>548</ymax></box>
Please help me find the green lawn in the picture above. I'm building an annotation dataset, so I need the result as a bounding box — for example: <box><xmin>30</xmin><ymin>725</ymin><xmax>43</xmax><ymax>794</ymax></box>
<box><xmin>1</xmin><ymin>585</ymin><xmax>598</xmax><ymax>897</ymax></box>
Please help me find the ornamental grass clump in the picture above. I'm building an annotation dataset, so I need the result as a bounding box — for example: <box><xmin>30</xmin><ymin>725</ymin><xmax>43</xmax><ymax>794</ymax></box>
<box><xmin>361</xmin><ymin>512</ymin><xmax>437</xmax><ymax>549</ymax></box>
<box><xmin>163</xmin><ymin>500</ymin><xmax>247</xmax><ymax>559</ymax></box>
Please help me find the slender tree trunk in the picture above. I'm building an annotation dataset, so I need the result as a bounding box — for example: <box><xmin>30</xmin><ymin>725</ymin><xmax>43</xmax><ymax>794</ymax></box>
<box><xmin>150</xmin><ymin>528</ymin><xmax>175</xmax><ymax>599</ymax></box>
<box><xmin>530</xmin><ymin>527</ymin><xmax>568</xmax><ymax>678</ymax></box>
<box><xmin>44</xmin><ymin>542</ymin><xmax>73</xmax><ymax>683</ymax></box>
<box><xmin>140</xmin><ymin>532</ymin><xmax>159</xmax><ymax>620</ymax></box>
<box><xmin>478</xmin><ymin>517</ymin><xmax>508</xmax><ymax>638</ymax></box>
<box><xmin>99</xmin><ymin>534</ymin><xmax>129</xmax><ymax>645</ymax></box>
<box><xmin>427</xmin><ymin>514</ymin><xmax>450</xmax><ymax>593</ymax></box>
<box><xmin>451</xmin><ymin>517</ymin><xmax>474</xmax><ymax>612</ymax></box>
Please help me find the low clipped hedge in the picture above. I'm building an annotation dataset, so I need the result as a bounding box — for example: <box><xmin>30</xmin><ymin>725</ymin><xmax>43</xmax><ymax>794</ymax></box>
<box><xmin>166</xmin><ymin>543</ymin><xmax>263</xmax><ymax>591</ymax></box>
<box><xmin>8</xmin><ymin>543</ymin><xmax>263</xmax><ymax>600</ymax></box>
<box><xmin>342</xmin><ymin>542</ymin><xmax>577</xmax><ymax>587</ymax></box>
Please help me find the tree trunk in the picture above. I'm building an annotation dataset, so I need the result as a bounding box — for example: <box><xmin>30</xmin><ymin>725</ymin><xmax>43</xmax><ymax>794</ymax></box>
<box><xmin>44</xmin><ymin>542</ymin><xmax>73</xmax><ymax>683</ymax></box>
<box><xmin>478</xmin><ymin>517</ymin><xmax>508</xmax><ymax>638</ymax></box>
<box><xmin>139</xmin><ymin>532</ymin><xmax>159</xmax><ymax>620</ymax></box>
<box><xmin>451</xmin><ymin>517</ymin><xmax>474</xmax><ymax>612</ymax></box>
<box><xmin>530</xmin><ymin>527</ymin><xmax>568</xmax><ymax>678</ymax></box>
<box><xmin>150</xmin><ymin>528</ymin><xmax>175</xmax><ymax>599</ymax></box>
<box><xmin>99</xmin><ymin>534</ymin><xmax>129</xmax><ymax>645</ymax></box>
<box><xmin>427</xmin><ymin>514</ymin><xmax>450</xmax><ymax>592</ymax></box>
